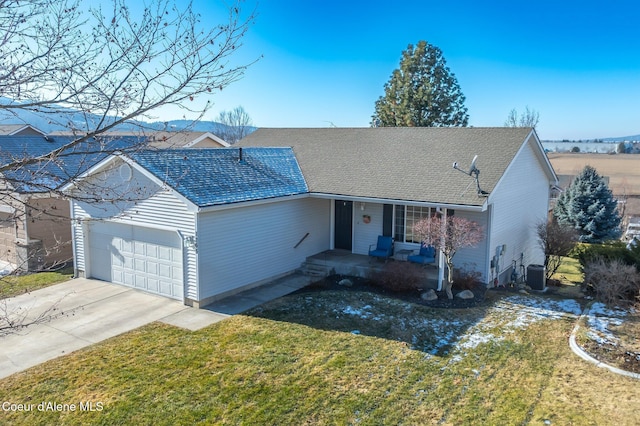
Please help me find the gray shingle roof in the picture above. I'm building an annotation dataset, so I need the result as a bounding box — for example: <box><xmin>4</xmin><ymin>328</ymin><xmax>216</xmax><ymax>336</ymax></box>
<box><xmin>1</xmin><ymin>135</ymin><xmax>144</xmax><ymax>193</ymax></box>
<box><xmin>238</xmin><ymin>127</ymin><xmax>538</xmax><ymax>207</ymax></box>
<box><xmin>128</xmin><ymin>148</ymin><xmax>308</xmax><ymax>207</ymax></box>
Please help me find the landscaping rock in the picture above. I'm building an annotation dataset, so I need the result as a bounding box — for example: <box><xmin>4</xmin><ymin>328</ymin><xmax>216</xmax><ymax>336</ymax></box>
<box><xmin>455</xmin><ymin>290</ymin><xmax>475</xmax><ymax>300</ymax></box>
<box><xmin>338</xmin><ymin>278</ymin><xmax>353</xmax><ymax>287</ymax></box>
<box><xmin>421</xmin><ymin>289</ymin><xmax>438</xmax><ymax>301</ymax></box>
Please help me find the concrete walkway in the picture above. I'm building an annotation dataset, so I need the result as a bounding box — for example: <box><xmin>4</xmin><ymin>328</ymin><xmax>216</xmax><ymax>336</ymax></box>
<box><xmin>0</xmin><ymin>273</ymin><xmax>311</xmax><ymax>379</ymax></box>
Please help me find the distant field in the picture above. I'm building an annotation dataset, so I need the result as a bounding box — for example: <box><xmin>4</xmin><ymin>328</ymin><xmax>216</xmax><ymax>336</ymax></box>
<box><xmin>547</xmin><ymin>153</ymin><xmax>640</xmax><ymax>195</ymax></box>
<box><xmin>547</xmin><ymin>153</ymin><xmax>640</xmax><ymax>218</ymax></box>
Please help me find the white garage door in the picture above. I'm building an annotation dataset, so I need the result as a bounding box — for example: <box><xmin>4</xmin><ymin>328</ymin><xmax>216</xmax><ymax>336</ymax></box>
<box><xmin>88</xmin><ymin>222</ymin><xmax>183</xmax><ymax>300</ymax></box>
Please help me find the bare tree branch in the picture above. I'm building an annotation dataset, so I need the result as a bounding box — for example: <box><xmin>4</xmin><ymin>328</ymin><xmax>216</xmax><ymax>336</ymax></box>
<box><xmin>0</xmin><ymin>0</ymin><xmax>258</xmax><ymax>333</ymax></box>
<box><xmin>0</xmin><ymin>0</ymin><xmax>257</xmax><ymax>176</ymax></box>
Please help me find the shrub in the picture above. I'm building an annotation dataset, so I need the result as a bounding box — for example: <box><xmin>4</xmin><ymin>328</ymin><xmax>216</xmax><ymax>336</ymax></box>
<box><xmin>583</xmin><ymin>257</ymin><xmax>640</xmax><ymax>306</ymax></box>
<box><xmin>368</xmin><ymin>262</ymin><xmax>426</xmax><ymax>293</ymax></box>
<box><xmin>572</xmin><ymin>241</ymin><xmax>640</xmax><ymax>272</ymax></box>
<box><xmin>452</xmin><ymin>266</ymin><xmax>483</xmax><ymax>290</ymax></box>
<box><xmin>536</xmin><ymin>219</ymin><xmax>578</xmax><ymax>279</ymax></box>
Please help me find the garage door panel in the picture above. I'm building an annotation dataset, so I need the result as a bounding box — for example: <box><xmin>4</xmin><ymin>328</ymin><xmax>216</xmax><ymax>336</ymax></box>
<box><xmin>134</xmin><ymin>241</ymin><xmax>146</xmax><ymax>256</ymax></box>
<box><xmin>123</xmin><ymin>272</ymin><xmax>135</xmax><ymax>286</ymax></box>
<box><xmin>88</xmin><ymin>222</ymin><xmax>183</xmax><ymax>300</ymax></box>
<box><xmin>147</xmin><ymin>261</ymin><xmax>158</xmax><ymax>275</ymax></box>
<box><xmin>158</xmin><ymin>246</ymin><xmax>173</xmax><ymax>261</ymax></box>
<box><xmin>121</xmin><ymin>239</ymin><xmax>133</xmax><ymax>255</ymax></box>
<box><xmin>134</xmin><ymin>258</ymin><xmax>146</xmax><ymax>272</ymax></box>
<box><xmin>146</xmin><ymin>245</ymin><xmax>158</xmax><ymax>258</ymax></box>
<box><xmin>172</xmin><ymin>266</ymin><xmax>181</xmax><ymax>279</ymax></box>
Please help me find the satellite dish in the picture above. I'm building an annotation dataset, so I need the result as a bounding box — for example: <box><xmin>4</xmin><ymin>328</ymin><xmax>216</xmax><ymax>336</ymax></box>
<box><xmin>452</xmin><ymin>154</ymin><xmax>489</xmax><ymax>197</ymax></box>
<box><xmin>469</xmin><ymin>155</ymin><xmax>478</xmax><ymax>173</ymax></box>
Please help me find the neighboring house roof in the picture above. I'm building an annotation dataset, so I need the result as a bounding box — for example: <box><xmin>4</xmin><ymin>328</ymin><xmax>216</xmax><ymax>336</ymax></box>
<box><xmin>147</xmin><ymin>131</ymin><xmax>229</xmax><ymax>148</ymax></box>
<box><xmin>0</xmin><ymin>135</ymin><xmax>145</xmax><ymax>193</ymax></box>
<box><xmin>50</xmin><ymin>130</ymin><xmax>229</xmax><ymax>148</ymax></box>
<box><xmin>126</xmin><ymin>148</ymin><xmax>308</xmax><ymax>207</ymax></box>
<box><xmin>0</xmin><ymin>124</ymin><xmax>46</xmax><ymax>136</ymax></box>
<box><xmin>238</xmin><ymin>127</ymin><xmax>551</xmax><ymax>207</ymax></box>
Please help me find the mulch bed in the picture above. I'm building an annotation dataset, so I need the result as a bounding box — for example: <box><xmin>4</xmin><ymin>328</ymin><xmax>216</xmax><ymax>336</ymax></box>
<box><xmin>295</xmin><ymin>274</ymin><xmax>488</xmax><ymax>309</ymax></box>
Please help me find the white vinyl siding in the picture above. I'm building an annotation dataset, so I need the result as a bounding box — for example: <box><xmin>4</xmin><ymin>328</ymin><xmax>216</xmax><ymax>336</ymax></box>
<box><xmin>353</xmin><ymin>203</ymin><xmax>384</xmax><ymax>255</ymax></box>
<box><xmin>450</xmin><ymin>210</ymin><xmax>490</xmax><ymax>280</ymax></box>
<box><xmin>488</xmin><ymin>136</ymin><xmax>550</xmax><ymax>284</ymax></box>
<box><xmin>196</xmin><ymin>197</ymin><xmax>330</xmax><ymax>300</ymax></box>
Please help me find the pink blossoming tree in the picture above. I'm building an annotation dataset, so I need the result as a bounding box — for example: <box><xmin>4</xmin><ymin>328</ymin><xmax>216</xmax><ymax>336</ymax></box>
<box><xmin>413</xmin><ymin>215</ymin><xmax>484</xmax><ymax>299</ymax></box>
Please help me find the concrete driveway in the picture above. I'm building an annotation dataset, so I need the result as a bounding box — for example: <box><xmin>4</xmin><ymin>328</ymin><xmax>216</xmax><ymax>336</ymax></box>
<box><xmin>0</xmin><ymin>278</ymin><xmax>229</xmax><ymax>379</ymax></box>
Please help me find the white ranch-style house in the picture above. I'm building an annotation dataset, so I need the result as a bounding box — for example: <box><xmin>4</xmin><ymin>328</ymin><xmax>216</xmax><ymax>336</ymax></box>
<box><xmin>66</xmin><ymin>127</ymin><xmax>557</xmax><ymax>307</ymax></box>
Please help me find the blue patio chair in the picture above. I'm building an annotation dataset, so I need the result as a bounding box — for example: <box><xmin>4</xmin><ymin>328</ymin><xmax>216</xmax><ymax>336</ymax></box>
<box><xmin>368</xmin><ymin>235</ymin><xmax>394</xmax><ymax>262</ymax></box>
<box><xmin>407</xmin><ymin>244</ymin><xmax>436</xmax><ymax>265</ymax></box>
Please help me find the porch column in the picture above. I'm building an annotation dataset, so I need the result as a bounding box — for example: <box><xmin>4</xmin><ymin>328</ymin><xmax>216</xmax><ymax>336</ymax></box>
<box><xmin>437</xmin><ymin>207</ymin><xmax>446</xmax><ymax>291</ymax></box>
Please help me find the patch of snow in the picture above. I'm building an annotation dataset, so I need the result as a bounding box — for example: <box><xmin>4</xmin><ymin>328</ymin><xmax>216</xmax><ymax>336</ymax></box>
<box><xmin>589</xmin><ymin>302</ymin><xmax>629</xmax><ymax>318</ymax></box>
<box><xmin>458</xmin><ymin>333</ymin><xmax>502</xmax><ymax>350</ymax></box>
<box><xmin>451</xmin><ymin>296</ymin><xmax>582</xmax><ymax>357</ymax></box>
<box><xmin>585</xmin><ymin>302</ymin><xmax>630</xmax><ymax>346</ymax></box>
<box><xmin>340</xmin><ymin>305</ymin><xmax>374</xmax><ymax>319</ymax></box>
<box><xmin>502</xmin><ymin>295</ymin><xmax>582</xmax><ymax>316</ymax></box>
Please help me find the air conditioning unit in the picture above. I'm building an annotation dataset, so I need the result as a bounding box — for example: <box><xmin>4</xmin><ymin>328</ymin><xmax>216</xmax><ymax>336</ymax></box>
<box><xmin>526</xmin><ymin>264</ymin><xmax>546</xmax><ymax>290</ymax></box>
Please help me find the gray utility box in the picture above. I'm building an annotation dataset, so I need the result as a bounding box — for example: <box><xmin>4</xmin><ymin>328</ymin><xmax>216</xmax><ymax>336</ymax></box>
<box><xmin>526</xmin><ymin>264</ymin><xmax>546</xmax><ymax>290</ymax></box>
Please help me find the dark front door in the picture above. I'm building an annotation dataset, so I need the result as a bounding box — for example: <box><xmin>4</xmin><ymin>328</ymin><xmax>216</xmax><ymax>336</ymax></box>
<box><xmin>334</xmin><ymin>200</ymin><xmax>353</xmax><ymax>251</ymax></box>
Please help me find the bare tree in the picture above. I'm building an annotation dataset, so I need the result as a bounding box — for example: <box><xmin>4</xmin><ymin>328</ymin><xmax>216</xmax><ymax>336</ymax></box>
<box><xmin>413</xmin><ymin>215</ymin><xmax>484</xmax><ymax>299</ymax></box>
<box><xmin>535</xmin><ymin>219</ymin><xmax>578</xmax><ymax>281</ymax></box>
<box><xmin>0</xmin><ymin>0</ymin><xmax>256</xmax><ymax>169</ymax></box>
<box><xmin>504</xmin><ymin>106</ymin><xmax>540</xmax><ymax>128</ymax></box>
<box><xmin>216</xmin><ymin>105</ymin><xmax>254</xmax><ymax>144</ymax></box>
<box><xmin>0</xmin><ymin>0</ymin><xmax>257</xmax><ymax>332</ymax></box>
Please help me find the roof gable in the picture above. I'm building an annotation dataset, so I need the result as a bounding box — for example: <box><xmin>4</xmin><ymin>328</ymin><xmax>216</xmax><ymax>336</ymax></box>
<box><xmin>0</xmin><ymin>124</ymin><xmax>46</xmax><ymax>136</ymax></box>
<box><xmin>239</xmin><ymin>127</ymin><xmax>546</xmax><ymax>207</ymax></box>
<box><xmin>128</xmin><ymin>147</ymin><xmax>308</xmax><ymax>207</ymax></box>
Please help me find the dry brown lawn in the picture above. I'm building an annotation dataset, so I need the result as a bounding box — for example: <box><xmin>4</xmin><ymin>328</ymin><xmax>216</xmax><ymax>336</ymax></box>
<box><xmin>548</xmin><ymin>153</ymin><xmax>640</xmax><ymax>218</ymax></box>
<box><xmin>548</xmin><ymin>153</ymin><xmax>640</xmax><ymax>196</ymax></box>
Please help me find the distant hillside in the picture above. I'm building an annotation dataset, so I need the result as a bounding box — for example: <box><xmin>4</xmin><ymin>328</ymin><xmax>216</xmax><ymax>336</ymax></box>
<box><xmin>0</xmin><ymin>98</ymin><xmax>255</xmax><ymax>136</ymax></box>
<box><xmin>543</xmin><ymin>134</ymin><xmax>640</xmax><ymax>143</ymax></box>
<box><xmin>602</xmin><ymin>134</ymin><xmax>640</xmax><ymax>142</ymax></box>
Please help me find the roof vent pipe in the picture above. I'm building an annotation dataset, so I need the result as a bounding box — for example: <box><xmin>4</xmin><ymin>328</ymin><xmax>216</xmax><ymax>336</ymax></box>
<box><xmin>238</xmin><ymin>147</ymin><xmax>243</xmax><ymax>162</ymax></box>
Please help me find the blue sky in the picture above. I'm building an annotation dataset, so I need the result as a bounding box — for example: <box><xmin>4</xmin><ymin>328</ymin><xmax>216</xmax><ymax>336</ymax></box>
<box><xmin>180</xmin><ymin>0</ymin><xmax>640</xmax><ymax>140</ymax></box>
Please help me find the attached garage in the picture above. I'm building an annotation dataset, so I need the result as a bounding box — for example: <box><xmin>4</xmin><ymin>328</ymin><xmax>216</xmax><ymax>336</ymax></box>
<box><xmin>68</xmin><ymin>147</ymin><xmax>311</xmax><ymax>307</ymax></box>
<box><xmin>87</xmin><ymin>221</ymin><xmax>183</xmax><ymax>300</ymax></box>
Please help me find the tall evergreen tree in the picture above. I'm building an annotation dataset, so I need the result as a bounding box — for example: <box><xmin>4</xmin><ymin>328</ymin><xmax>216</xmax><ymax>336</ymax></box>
<box><xmin>553</xmin><ymin>166</ymin><xmax>622</xmax><ymax>242</ymax></box>
<box><xmin>372</xmin><ymin>41</ymin><xmax>468</xmax><ymax>127</ymax></box>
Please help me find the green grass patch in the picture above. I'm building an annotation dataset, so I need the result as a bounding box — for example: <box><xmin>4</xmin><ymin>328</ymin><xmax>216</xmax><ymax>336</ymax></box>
<box><xmin>0</xmin><ymin>288</ymin><xmax>638</xmax><ymax>424</ymax></box>
<box><xmin>0</xmin><ymin>267</ymin><xmax>74</xmax><ymax>299</ymax></box>
<box><xmin>552</xmin><ymin>256</ymin><xmax>583</xmax><ymax>285</ymax></box>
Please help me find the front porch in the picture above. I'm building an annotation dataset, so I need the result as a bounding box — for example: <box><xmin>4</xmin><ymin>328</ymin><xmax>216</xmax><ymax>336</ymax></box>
<box><xmin>298</xmin><ymin>250</ymin><xmax>440</xmax><ymax>290</ymax></box>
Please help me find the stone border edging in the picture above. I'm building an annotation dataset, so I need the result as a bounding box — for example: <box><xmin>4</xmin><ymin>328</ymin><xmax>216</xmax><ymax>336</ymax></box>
<box><xmin>569</xmin><ymin>305</ymin><xmax>640</xmax><ymax>380</ymax></box>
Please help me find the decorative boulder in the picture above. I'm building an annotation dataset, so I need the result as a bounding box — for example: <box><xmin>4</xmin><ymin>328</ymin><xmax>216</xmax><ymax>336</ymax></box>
<box><xmin>455</xmin><ymin>290</ymin><xmax>475</xmax><ymax>300</ymax></box>
<box><xmin>421</xmin><ymin>289</ymin><xmax>438</xmax><ymax>301</ymax></box>
<box><xmin>338</xmin><ymin>278</ymin><xmax>353</xmax><ymax>287</ymax></box>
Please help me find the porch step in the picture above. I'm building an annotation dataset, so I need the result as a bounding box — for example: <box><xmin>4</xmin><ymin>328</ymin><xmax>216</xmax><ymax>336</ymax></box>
<box><xmin>297</xmin><ymin>261</ymin><xmax>333</xmax><ymax>278</ymax></box>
